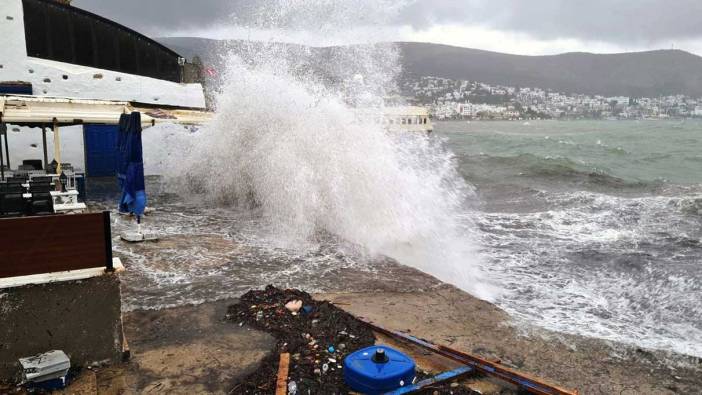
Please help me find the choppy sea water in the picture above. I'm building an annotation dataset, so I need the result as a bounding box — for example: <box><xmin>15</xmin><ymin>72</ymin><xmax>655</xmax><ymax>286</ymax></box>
<box><xmin>442</xmin><ymin>120</ymin><xmax>702</xmax><ymax>358</ymax></box>
<box><xmin>107</xmin><ymin>119</ymin><xmax>701</xmax><ymax>359</ymax></box>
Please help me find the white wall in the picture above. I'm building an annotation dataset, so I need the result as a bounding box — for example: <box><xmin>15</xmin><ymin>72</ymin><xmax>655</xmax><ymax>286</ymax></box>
<box><xmin>0</xmin><ymin>0</ymin><xmax>206</xmax><ymax>108</ymax></box>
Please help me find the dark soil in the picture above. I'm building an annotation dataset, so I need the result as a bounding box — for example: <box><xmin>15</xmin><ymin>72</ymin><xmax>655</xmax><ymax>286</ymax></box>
<box><xmin>226</xmin><ymin>286</ymin><xmax>376</xmax><ymax>394</ymax></box>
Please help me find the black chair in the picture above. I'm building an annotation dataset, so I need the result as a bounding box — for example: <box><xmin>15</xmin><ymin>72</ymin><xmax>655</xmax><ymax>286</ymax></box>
<box><xmin>29</xmin><ymin>183</ymin><xmax>51</xmax><ymax>194</ymax></box>
<box><xmin>0</xmin><ymin>183</ymin><xmax>24</xmax><ymax>194</ymax></box>
<box><xmin>30</xmin><ymin>176</ymin><xmax>52</xmax><ymax>184</ymax></box>
<box><xmin>0</xmin><ymin>192</ymin><xmax>26</xmax><ymax>217</ymax></box>
<box><xmin>30</xmin><ymin>192</ymin><xmax>54</xmax><ymax>215</ymax></box>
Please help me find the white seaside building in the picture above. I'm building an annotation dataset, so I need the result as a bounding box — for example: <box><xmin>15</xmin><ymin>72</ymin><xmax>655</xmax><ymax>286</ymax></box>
<box><xmin>0</xmin><ymin>0</ymin><xmax>205</xmax><ymax>108</ymax></box>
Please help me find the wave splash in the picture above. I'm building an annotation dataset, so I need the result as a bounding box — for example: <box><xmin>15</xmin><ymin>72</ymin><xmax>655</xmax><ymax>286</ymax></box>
<box><xmin>161</xmin><ymin>1</ymin><xmax>493</xmax><ymax>299</ymax></box>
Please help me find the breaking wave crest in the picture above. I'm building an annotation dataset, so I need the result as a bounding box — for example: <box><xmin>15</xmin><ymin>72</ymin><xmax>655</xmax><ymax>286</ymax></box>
<box><xmin>160</xmin><ymin>1</ymin><xmax>493</xmax><ymax>299</ymax></box>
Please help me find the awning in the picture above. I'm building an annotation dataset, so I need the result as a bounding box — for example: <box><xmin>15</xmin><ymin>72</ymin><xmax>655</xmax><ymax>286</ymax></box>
<box><xmin>0</xmin><ymin>95</ymin><xmax>214</xmax><ymax>127</ymax></box>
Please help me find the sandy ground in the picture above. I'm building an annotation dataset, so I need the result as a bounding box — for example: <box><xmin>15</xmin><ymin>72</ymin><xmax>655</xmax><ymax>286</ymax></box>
<box><xmin>48</xmin><ymin>284</ymin><xmax>702</xmax><ymax>395</ymax></box>
<box><xmin>3</xmin><ymin>276</ymin><xmax>699</xmax><ymax>394</ymax></box>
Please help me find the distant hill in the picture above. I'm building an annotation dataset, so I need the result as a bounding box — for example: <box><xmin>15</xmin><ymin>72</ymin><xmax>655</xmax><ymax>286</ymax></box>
<box><xmin>158</xmin><ymin>37</ymin><xmax>702</xmax><ymax>97</ymax></box>
<box><xmin>398</xmin><ymin>43</ymin><xmax>702</xmax><ymax>97</ymax></box>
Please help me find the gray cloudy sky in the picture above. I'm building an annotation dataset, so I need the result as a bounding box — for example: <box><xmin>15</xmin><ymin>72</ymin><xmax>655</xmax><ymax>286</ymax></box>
<box><xmin>72</xmin><ymin>0</ymin><xmax>702</xmax><ymax>55</ymax></box>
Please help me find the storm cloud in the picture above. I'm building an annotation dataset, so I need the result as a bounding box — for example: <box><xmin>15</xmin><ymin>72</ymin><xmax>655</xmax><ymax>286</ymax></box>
<box><xmin>72</xmin><ymin>0</ymin><xmax>702</xmax><ymax>51</ymax></box>
<box><xmin>398</xmin><ymin>0</ymin><xmax>702</xmax><ymax>44</ymax></box>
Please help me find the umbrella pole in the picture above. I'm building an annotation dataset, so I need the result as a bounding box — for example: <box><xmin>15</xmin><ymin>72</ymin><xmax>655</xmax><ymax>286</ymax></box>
<box><xmin>0</xmin><ymin>123</ymin><xmax>5</xmax><ymax>181</ymax></box>
<box><xmin>3</xmin><ymin>126</ymin><xmax>9</xmax><ymax>170</ymax></box>
<box><xmin>42</xmin><ymin>126</ymin><xmax>49</xmax><ymax>171</ymax></box>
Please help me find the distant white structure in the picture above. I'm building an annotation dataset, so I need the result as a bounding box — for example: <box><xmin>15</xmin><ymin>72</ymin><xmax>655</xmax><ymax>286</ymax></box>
<box><xmin>356</xmin><ymin>106</ymin><xmax>433</xmax><ymax>133</ymax></box>
<box><xmin>382</xmin><ymin>106</ymin><xmax>433</xmax><ymax>133</ymax></box>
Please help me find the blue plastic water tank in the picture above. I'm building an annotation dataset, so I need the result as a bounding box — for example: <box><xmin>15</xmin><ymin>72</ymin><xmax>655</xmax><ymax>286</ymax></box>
<box><xmin>343</xmin><ymin>345</ymin><xmax>416</xmax><ymax>394</ymax></box>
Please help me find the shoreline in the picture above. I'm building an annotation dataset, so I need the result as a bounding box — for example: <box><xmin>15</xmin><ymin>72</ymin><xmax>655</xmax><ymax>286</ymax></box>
<box><xmin>318</xmin><ymin>283</ymin><xmax>701</xmax><ymax>394</ymax></box>
<box><xmin>105</xmin><ymin>225</ymin><xmax>701</xmax><ymax>393</ymax></box>
<box><xmin>4</xmin><ymin>275</ymin><xmax>699</xmax><ymax>394</ymax></box>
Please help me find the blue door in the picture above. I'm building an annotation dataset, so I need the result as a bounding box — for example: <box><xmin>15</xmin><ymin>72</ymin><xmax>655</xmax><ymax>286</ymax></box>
<box><xmin>83</xmin><ymin>124</ymin><xmax>118</xmax><ymax>177</ymax></box>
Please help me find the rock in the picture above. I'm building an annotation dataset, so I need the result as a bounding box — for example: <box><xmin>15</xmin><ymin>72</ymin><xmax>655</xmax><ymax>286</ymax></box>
<box><xmin>285</xmin><ymin>300</ymin><xmax>303</xmax><ymax>313</ymax></box>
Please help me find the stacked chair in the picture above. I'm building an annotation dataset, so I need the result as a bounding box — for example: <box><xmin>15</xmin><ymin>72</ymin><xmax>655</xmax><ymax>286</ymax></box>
<box><xmin>0</xmin><ymin>182</ymin><xmax>26</xmax><ymax>217</ymax></box>
<box><xmin>0</xmin><ymin>175</ymin><xmax>56</xmax><ymax>217</ymax></box>
<box><xmin>28</xmin><ymin>181</ymin><xmax>54</xmax><ymax>215</ymax></box>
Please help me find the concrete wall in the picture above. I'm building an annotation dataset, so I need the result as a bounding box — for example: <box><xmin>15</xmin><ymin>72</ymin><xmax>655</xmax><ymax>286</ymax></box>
<box><xmin>0</xmin><ymin>274</ymin><xmax>124</xmax><ymax>381</ymax></box>
<box><xmin>0</xmin><ymin>0</ymin><xmax>206</xmax><ymax>108</ymax></box>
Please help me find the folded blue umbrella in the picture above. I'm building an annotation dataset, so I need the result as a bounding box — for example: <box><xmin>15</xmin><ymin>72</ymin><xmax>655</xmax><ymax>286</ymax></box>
<box><xmin>117</xmin><ymin>112</ymin><xmax>146</xmax><ymax>217</ymax></box>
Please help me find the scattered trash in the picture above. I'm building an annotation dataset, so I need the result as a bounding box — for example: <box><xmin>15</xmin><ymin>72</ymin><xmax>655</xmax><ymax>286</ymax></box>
<box><xmin>19</xmin><ymin>350</ymin><xmax>70</xmax><ymax>389</ymax></box>
<box><xmin>228</xmin><ymin>287</ymin><xmax>481</xmax><ymax>394</ymax></box>
<box><xmin>301</xmin><ymin>305</ymin><xmax>314</xmax><ymax>315</ymax></box>
<box><xmin>226</xmin><ymin>286</ymin><xmax>375</xmax><ymax>394</ymax></box>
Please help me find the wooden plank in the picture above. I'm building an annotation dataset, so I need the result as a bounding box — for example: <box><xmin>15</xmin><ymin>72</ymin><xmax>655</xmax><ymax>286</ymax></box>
<box><xmin>275</xmin><ymin>353</ymin><xmax>290</xmax><ymax>395</ymax></box>
<box><xmin>0</xmin><ymin>213</ymin><xmax>110</xmax><ymax>278</ymax></box>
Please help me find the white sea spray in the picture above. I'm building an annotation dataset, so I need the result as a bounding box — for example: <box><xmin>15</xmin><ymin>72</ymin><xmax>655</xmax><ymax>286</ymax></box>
<box><xmin>158</xmin><ymin>0</ymin><xmax>494</xmax><ymax>299</ymax></box>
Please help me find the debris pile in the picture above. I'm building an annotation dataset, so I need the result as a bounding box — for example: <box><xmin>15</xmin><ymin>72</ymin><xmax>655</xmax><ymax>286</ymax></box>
<box><xmin>226</xmin><ymin>286</ymin><xmax>375</xmax><ymax>394</ymax></box>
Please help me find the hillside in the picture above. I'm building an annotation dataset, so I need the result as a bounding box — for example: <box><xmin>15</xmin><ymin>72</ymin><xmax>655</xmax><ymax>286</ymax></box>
<box><xmin>158</xmin><ymin>37</ymin><xmax>702</xmax><ymax>97</ymax></box>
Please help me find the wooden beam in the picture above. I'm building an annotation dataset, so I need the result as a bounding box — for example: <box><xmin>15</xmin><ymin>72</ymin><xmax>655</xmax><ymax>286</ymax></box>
<box><xmin>275</xmin><ymin>353</ymin><xmax>290</xmax><ymax>395</ymax></box>
<box><xmin>357</xmin><ymin>317</ymin><xmax>579</xmax><ymax>395</ymax></box>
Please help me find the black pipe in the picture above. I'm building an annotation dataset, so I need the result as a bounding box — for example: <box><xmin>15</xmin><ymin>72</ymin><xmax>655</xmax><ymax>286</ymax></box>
<box><xmin>0</xmin><ymin>123</ymin><xmax>5</xmax><ymax>181</ymax></box>
<box><xmin>103</xmin><ymin>211</ymin><xmax>114</xmax><ymax>272</ymax></box>
<box><xmin>3</xmin><ymin>128</ymin><xmax>9</xmax><ymax>170</ymax></box>
<box><xmin>42</xmin><ymin>127</ymin><xmax>49</xmax><ymax>171</ymax></box>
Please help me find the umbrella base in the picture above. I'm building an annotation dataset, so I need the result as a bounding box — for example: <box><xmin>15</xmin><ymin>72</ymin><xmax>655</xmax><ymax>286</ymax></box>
<box><xmin>120</xmin><ymin>231</ymin><xmax>159</xmax><ymax>243</ymax></box>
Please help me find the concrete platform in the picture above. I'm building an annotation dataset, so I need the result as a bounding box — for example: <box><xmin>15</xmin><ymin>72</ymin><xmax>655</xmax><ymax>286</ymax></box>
<box><xmin>0</xmin><ymin>274</ymin><xmax>124</xmax><ymax>381</ymax></box>
<box><xmin>90</xmin><ymin>299</ymin><xmax>274</xmax><ymax>394</ymax></box>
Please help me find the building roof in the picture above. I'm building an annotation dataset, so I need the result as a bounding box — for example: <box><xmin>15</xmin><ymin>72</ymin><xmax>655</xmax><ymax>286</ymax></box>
<box><xmin>31</xmin><ymin>0</ymin><xmax>183</xmax><ymax>60</ymax></box>
<box><xmin>0</xmin><ymin>94</ymin><xmax>213</xmax><ymax>126</ymax></box>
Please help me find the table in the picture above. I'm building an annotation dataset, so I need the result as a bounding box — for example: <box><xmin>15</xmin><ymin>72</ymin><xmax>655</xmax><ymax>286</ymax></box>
<box><xmin>22</xmin><ymin>190</ymin><xmax>86</xmax><ymax>214</ymax></box>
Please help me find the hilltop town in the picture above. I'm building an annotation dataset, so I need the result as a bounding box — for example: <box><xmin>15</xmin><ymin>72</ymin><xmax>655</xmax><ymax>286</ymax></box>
<box><xmin>401</xmin><ymin>76</ymin><xmax>702</xmax><ymax>120</ymax></box>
